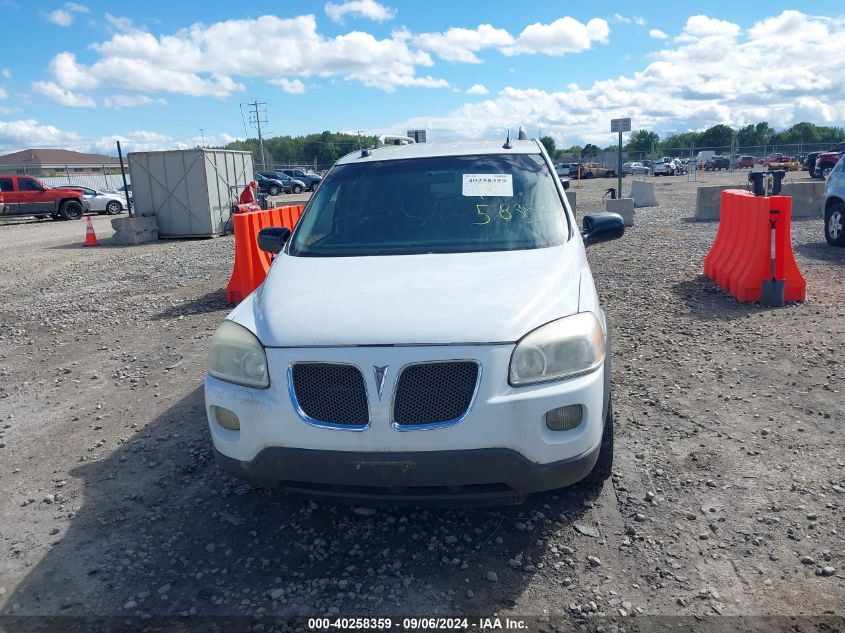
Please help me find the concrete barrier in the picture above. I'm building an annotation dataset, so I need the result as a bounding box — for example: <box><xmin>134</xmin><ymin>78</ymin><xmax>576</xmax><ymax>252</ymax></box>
<box><xmin>565</xmin><ymin>191</ymin><xmax>576</xmax><ymax>215</ymax></box>
<box><xmin>629</xmin><ymin>180</ymin><xmax>658</xmax><ymax>208</ymax></box>
<box><xmin>695</xmin><ymin>181</ymin><xmax>825</xmax><ymax>221</ymax></box>
<box><xmin>110</xmin><ymin>215</ymin><xmax>159</xmax><ymax>245</ymax></box>
<box><xmin>605</xmin><ymin>197</ymin><xmax>635</xmax><ymax>227</ymax></box>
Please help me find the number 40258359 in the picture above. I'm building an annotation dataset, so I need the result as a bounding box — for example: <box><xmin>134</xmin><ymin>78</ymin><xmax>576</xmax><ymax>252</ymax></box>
<box><xmin>473</xmin><ymin>203</ymin><xmax>537</xmax><ymax>225</ymax></box>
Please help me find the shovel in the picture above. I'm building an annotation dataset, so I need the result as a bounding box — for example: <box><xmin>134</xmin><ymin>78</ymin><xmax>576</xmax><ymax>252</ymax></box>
<box><xmin>761</xmin><ymin>210</ymin><xmax>784</xmax><ymax>307</ymax></box>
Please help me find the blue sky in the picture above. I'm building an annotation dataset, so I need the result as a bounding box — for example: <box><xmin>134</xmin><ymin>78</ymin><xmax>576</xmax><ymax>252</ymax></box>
<box><xmin>1</xmin><ymin>1</ymin><xmax>844</xmax><ymax>155</ymax></box>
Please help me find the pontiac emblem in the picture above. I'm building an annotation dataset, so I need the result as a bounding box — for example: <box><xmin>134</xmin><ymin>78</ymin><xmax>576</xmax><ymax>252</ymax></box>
<box><xmin>373</xmin><ymin>365</ymin><xmax>388</xmax><ymax>399</ymax></box>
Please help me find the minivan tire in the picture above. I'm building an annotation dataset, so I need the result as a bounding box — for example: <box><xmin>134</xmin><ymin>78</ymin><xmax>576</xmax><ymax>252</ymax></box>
<box><xmin>585</xmin><ymin>400</ymin><xmax>614</xmax><ymax>484</ymax></box>
<box><xmin>268</xmin><ymin>185</ymin><xmax>282</xmax><ymax>196</ymax></box>
<box><xmin>292</xmin><ymin>184</ymin><xmax>303</xmax><ymax>194</ymax></box>
<box><xmin>825</xmin><ymin>202</ymin><xmax>845</xmax><ymax>246</ymax></box>
<box><xmin>60</xmin><ymin>200</ymin><xmax>84</xmax><ymax>220</ymax></box>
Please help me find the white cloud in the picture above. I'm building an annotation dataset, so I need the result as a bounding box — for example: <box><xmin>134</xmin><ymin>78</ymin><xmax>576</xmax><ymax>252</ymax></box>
<box><xmin>43</xmin><ymin>14</ymin><xmax>445</xmax><ymax>95</ymax></box>
<box><xmin>413</xmin><ymin>24</ymin><xmax>513</xmax><ymax>63</ymax></box>
<box><xmin>502</xmin><ymin>17</ymin><xmax>610</xmax><ymax>56</ymax></box>
<box><xmin>1</xmin><ymin>68</ymin><xmax>10</xmax><ymax>79</ymax></box>
<box><xmin>325</xmin><ymin>0</ymin><xmax>395</xmax><ymax>23</ymax></box>
<box><xmin>31</xmin><ymin>81</ymin><xmax>96</xmax><ymax>107</ymax></box>
<box><xmin>0</xmin><ymin>118</ymin><xmax>82</xmax><ymax>151</ymax></box>
<box><xmin>47</xmin><ymin>9</ymin><xmax>73</xmax><ymax>26</ymax></box>
<box><xmin>0</xmin><ymin>88</ymin><xmax>7</xmax><ymax>100</ymax></box>
<box><xmin>103</xmin><ymin>94</ymin><xmax>167</xmax><ymax>108</ymax></box>
<box><xmin>104</xmin><ymin>13</ymin><xmax>138</xmax><ymax>34</ymax></box>
<box><xmin>395</xmin><ymin>11</ymin><xmax>845</xmax><ymax>145</ymax></box>
<box><xmin>415</xmin><ymin>17</ymin><xmax>609</xmax><ymax>61</ymax></box>
<box><xmin>676</xmin><ymin>15</ymin><xmax>741</xmax><ymax>41</ymax></box>
<box><xmin>270</xmin><ymin>78</ymin><xmax>307</xmax><ymax>94</ymax></box>
<box><xmin>88</xmin><ymin>130</ymin><xmax>175</xmax><ymax>153</ymax></box>
<box><xmin>649</xmin><ymin>29</ymin><xmax>668</xmax><ymax>40</ymax></box>
<box><xmin>467</xmin><ymin>83</ymin><xmax>489</xmax><ymax>95</ymax></box>
<box><xmin>614</xmin><ymin>14</ymin><xmax>645</xmax><ymax>26</ymax></box>
<box><xmin>64</xmin><ymin>2</ymin><xmax>88</xmax><ymax>13</ymax></box>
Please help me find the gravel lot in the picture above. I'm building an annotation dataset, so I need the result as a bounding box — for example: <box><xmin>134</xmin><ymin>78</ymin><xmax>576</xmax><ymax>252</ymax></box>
<box><xmin>0</xmin><ymin>173</ymin><xmax>842</xmax><ymax>630</ymax></box>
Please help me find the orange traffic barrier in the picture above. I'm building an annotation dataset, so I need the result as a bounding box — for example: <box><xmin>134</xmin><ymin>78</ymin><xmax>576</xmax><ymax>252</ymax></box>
<box><xmin>704</xmin><ymin>190</ymin><xmax>805</xmax><ymax>303</ymax></box>
<box><xmin>226</xmin><ymin>204</ymin><xmax>305</xmax><ymax>303</ymax></box>
<box><xmin>84</xmin><ymin>216</ymin><xmax>99</xmax><ymax>247</ymax></box>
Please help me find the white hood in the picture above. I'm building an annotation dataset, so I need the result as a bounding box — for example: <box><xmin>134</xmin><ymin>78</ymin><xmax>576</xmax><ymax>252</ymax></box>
<box><xmin>231</xmin><ymin>243</ymin><xmax>584</xmax><ymax>347</ymax></box>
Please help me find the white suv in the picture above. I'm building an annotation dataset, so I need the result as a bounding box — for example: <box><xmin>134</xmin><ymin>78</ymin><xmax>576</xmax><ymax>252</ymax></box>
<box><xmin>205</xmin><ymin>137</ymin><xmax>625</xmax><ymax>504</ymax></box>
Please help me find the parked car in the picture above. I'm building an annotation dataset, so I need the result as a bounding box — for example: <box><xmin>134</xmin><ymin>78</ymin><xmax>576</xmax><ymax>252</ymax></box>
<box><xmin>653</xmin><ymin>158</ymin><xmax>682</xmax><ymax>176</ymax></box>
<box><xmin>555</xmin><ymin>163</ymin><xmax>572</xmax><ymax>177</ymax></box>
<box><xmin>574</xmin><ymin>163</ymin><xmax>615</xmax><ymax>178</ymax></box>
<box><xmin>66</xmin><ymin>186</ymin><xmax>127</xmax><ymax>215</ymax></box>
<box><xmin>705</xmin><ymin>156</ymin><xmax>731</xmax><ymax>171</ymax></box>
<box><xmin>765</xmin><ymin>157</ymin><xmax>802</xmax><ymax>171</ymax></box>
<box><xmin>806</xmin><ymin>142</ymin><xmax>845</xmax><ymax>178</ymax></box>
<box><xmin>107</xmin><ymin>184</ymin><xmax>132</xmax><ymax>201</ymax></box>
<box><xmin>254</xmin><ymin>173</ymin><xmax>287</xmax><ymax>196</ymax></box>
<box><xmin>815</xmin><ymin>150</ymin><xmax>845</xmax><ymax>180</ymax></box>
<box><xmin>0</xmin><ymin>174</ymin><xmax>90</xmax><ymax>220</ymax></box>
<box><xmin>762</xmin><ymin>153</ymin><xmax>785</xmax><ymax>168</ymax></box>
<box><xmin>205</xmin><ymin>136</ymin><xmax>626</xmax><ymax>503</ymax></box>
<box><xmin>257</xmin><ymin>172</ymin><xmax>306</xmax><ymax>194</ymax></box>
<box><xmin>277</xmin><ymin>168</ymin><xmax>322</xmax><ymax>191</ymax></box>
<box><xmin>622</xmin><ymin>162</ymin><xmax>649</xmax><ymax>176</ymax></box>
<box><xmin>736</xmin><ymin>156</ymin><xmax>755</xmax><ymax>169</ymax></box>
<box><xmin>822</xmin><ymin>155</ymin><xmax>845</xmax><ymax>246</ymax></box>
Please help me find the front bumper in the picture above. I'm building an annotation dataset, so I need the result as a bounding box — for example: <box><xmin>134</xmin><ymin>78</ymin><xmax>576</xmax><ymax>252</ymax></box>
<box><xmin>213</xmin><ymin>442</ymin><xmax>600</xmax><ymax>505</ymax></box>
<box><xmin>205</xmin><ymin>340</ymin><xmax>611</xmax><ymax>502</ymax></box>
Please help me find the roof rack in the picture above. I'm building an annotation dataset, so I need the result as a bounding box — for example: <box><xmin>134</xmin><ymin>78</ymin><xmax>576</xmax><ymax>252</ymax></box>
<box><xmin>374</xmin><ymin>135</ymin><xmax>416</xmax><ymax>148</ymax></box>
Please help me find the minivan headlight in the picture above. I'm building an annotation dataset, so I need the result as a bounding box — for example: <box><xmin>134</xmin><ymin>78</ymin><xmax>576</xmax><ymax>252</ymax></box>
<box><xmin>509</xmin><ymin>313</ymin><xmax>605</xmax><ymax>386</ymax></box>
<box><xmin>208</xmin><ymin>320</ymin><xmax>269</xmax><ymax>388</ymax></box>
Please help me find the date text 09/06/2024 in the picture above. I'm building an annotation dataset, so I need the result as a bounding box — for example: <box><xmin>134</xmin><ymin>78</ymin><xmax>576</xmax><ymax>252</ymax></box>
<box><xmin>308</xmin><ymin>617</ymin><xmax>529</xmax><ymax>630</ymax></box>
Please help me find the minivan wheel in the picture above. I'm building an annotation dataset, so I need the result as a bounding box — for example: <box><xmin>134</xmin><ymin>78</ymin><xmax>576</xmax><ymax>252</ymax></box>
<box><xmin>585</xmin><ymin>400</ymin><xmax>614</xmax><ymax>484</ymax></box>
<box><xmin>60</xmin><ymin>200</ymin><xmax>84</xmax><ymax>220</ymax></box>
<box><xmin>268</xmin><ymin>185</ymin><xmax>282</xmax><ymax>196</ymax></box>
<box><xmin>821</xmin><ymin>165</ymin><xmax>834</xmax><ymax>179</ymax></box>
<box><xmin>826</xmin><ymin>203</ymin><xmax>845</xmax><ymax>246</ymax></box>
<box><xmin>292</xmin><ymin>184</ymin><xmax>303</xmax><ymax>194</ymax></box>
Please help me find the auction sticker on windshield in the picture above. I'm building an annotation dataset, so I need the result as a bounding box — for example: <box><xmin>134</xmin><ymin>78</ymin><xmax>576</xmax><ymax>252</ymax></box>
<box><xmin>462</xmin><ymin>174</ymin><xmax>513</xmax><ymax>197</ymax></box>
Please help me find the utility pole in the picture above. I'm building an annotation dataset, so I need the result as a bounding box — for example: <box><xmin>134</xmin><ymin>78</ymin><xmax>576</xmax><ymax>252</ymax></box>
<box><xmin>199</xmin><ymin>128</ymin><xmax>205</xmax><ymax>147</ymax></box>
<box><xmin>248</xmin><ymin>100</ymin><xmax>268</xmax><ymax>169</ymax></box>
<box><xmin>357</xmin><ymin>130</ymin><xmax>364</xmax><ymax>150</ymax></box>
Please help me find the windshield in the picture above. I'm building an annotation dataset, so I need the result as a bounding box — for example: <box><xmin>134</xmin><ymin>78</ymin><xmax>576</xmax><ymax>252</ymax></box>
<box><xmin>289</xmin><ymin>153</ymin><xmax>568</xmax><ymax>257</ymax></box>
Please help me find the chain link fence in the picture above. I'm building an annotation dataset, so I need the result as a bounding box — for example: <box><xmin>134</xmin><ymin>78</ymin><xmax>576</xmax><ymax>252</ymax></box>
<box><xmin>0</xmin><ymin>163</ymin><xmax>130</xmax><ymax>191</ymax></box>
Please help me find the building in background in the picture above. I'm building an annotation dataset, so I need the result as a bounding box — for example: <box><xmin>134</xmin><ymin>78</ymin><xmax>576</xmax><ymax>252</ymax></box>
<box><xmin>0</xmin><ymin>149</ymin><xmax>124</xmax><ymax>177</ymax></box>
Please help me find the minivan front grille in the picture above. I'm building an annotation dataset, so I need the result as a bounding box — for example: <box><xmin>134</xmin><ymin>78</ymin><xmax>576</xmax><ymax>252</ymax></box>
<box><xmin>393</xmin><ymin>361</ymin><xmax>480</xmax><ymax>427</ymax></box>
<box><xmin>290</xmin><ymin>363</ymin><xmax>369</xmax><ymax>427</ymax></box>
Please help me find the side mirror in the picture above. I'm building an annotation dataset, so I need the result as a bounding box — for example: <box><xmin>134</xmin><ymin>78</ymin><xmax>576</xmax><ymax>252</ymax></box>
<box><xmin>257</xmin><ymin>227</ymin><xmax>291</xmax><ymax>254</ymax></box>
<box><xmin>581</xmin><ymin>213</ymin><xmax>625</xmax><ymax>247</ymax></box>
<box><xmin>561</xmin><ymin>179</ymin><xmax>570</xmax><ymax>190</ymax></box>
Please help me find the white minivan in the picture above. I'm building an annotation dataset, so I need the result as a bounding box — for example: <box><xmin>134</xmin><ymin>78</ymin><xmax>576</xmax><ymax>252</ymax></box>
<box><xmin>205</xmin><ymin>137</ymin><xmax>625</xmax><ymax>504</ymax></box>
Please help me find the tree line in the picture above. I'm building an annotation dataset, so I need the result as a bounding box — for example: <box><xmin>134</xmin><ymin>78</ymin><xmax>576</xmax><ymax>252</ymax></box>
<box><xmin>223</xmin><ymin>131</ymin><xmax>377</xmax><ymax>167</ymax></box>
<box><xmin>540</xmin><ymin>121</ymin><xmax>845</xmax><ymax>160</ymax></box>
<box><xmin>224</xmin><ymin>122</ymin><xmax>844</xmax><ymax>166</ymax></box>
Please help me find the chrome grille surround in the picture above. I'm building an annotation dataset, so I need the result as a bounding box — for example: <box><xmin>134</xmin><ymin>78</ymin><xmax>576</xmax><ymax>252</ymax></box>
<box><xmin>288</xmin><ymin>362</ymin><xmax>370</xmax><ymax>431</ymax></box>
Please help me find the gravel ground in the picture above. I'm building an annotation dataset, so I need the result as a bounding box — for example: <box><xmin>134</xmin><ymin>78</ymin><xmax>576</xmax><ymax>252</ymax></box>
<box><xmin>0</xmin><ymin>172</ymin><xmax>842</xmax><ymax>630</ymax></box>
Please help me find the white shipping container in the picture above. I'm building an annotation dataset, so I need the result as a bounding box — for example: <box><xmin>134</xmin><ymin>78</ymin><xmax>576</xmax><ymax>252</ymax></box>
<box><xmin>128</xmin><ymin>149</ymin><xmax>254</xmax><ymax>238</ymax></box>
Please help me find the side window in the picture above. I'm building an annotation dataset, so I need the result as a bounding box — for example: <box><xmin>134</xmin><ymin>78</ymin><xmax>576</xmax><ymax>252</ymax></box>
<box><xmin>18</xmin><ymin>177</ymin><xmax>44</xmax><ymax>192</ymax></box>
<box><xmin>0</xmin><ymin>177</ymin><xmax>13</xmax><ymax>192</ymax></box>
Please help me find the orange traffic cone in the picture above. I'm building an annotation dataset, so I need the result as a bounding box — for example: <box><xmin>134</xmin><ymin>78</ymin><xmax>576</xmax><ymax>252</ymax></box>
<box><xmin>84</xmin><ymin>216</ymin><xmax>99</xmax><ymax>247</ymax></box>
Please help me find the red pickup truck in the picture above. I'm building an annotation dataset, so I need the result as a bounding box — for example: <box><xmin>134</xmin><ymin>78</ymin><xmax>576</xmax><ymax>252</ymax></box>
<box><xmin>0</xmin><ymin>175</ymin><xmax>90</xmax><ymax>220</ymax></box>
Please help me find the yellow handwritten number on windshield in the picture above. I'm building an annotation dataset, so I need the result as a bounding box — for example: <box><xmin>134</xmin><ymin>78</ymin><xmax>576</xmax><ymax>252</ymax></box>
<box><xmin>474</xmin><ymin>204</ymin><xmax>491</xmax><ymax>225</ymax></box>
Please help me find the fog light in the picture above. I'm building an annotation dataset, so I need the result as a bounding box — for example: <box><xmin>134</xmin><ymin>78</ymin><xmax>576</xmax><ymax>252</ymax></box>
<box><xmin>545</xmin><ymin>405</ymin><xmax>583</xmax><ymax>431</ymax></box>
<box><xmin>214</xmin><ymin>406</ymin><xmax>240</xmax><ymax>431</ymax></box>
